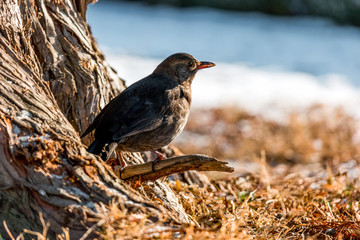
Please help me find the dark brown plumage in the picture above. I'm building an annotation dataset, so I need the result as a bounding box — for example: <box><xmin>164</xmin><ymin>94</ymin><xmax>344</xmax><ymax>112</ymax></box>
<box><xmin>81</xmin><ymin>53</ymin><xmax>215</xmax><ymax>161</ymax></box>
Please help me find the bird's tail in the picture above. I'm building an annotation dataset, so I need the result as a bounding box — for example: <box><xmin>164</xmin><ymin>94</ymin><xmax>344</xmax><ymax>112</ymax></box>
<box><xmin>87</xmin><ymin>139</ymin><xmax>104</xmax><ymax>155</ymax></box>
<box><xmin>87</xmin><ymin>140</ymin><xmax>117</xmax><ymax>161</ymax></box>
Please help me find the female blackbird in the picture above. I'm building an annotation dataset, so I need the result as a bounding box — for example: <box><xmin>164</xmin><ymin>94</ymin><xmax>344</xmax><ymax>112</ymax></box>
<box><xmin>81</xmin><ymin>53</ymin><xmax>215</xmax><ymax>162</ymax></box>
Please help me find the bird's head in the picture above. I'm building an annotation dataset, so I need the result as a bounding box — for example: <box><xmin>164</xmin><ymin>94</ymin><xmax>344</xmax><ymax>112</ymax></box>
<box><xmin>154</xmin><ymin>53</ymin><xmax>215</xmax><ymax>85</ymax></box>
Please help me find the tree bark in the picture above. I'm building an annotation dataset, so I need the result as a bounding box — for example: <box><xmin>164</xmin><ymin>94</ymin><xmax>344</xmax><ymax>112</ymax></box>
<box><xmin>0</xmin><ymin>0</ymin><xmax>193</xmax><ymax>238</ymax></box>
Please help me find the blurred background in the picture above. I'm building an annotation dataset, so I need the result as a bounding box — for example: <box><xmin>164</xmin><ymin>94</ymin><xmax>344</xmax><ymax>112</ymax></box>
<box><xmin>87</xmin><ymin>0</ymin><xmax>360</xmax><ymax>175</ymax></box>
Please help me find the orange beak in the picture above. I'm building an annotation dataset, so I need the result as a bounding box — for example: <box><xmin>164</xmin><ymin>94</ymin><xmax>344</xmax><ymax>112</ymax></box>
<box><xmin>197</xmin><ymin>61</ymin><xmax>216</xmax><ymax>69</ymax></box>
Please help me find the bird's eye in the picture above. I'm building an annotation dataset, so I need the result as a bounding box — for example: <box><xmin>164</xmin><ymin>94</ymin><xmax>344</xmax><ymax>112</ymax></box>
<box><xmin>187</xmin><ymin>61</ymin><xmax>194</xmax><ymax>68</ymax></box>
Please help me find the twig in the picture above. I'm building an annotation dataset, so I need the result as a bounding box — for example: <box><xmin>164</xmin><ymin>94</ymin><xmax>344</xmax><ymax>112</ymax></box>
<box><xmin>79</xmin><ymin>219</ymin><xmax>105</xmax><ymax>240</ymax></box>
<box><xmin>3</xmin><ymin>220</ymin><xmax>15</xmax><ymax>240</ymax></box>
<box><xmin>118</xmin><ymin>154</ymin><xmax>234</xmax><ymax>181</ymax></box>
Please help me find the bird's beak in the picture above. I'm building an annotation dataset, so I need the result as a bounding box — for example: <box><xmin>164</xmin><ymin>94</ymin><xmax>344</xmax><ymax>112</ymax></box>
<box><xmin>197</xmin><ymin>61</ymin><xmax>216</xmax><ymax>69</ymax></box>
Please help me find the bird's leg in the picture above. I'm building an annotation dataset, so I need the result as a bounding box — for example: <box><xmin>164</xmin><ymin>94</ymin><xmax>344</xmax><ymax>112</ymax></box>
<box><xmin>151</xmin><ymin>150</ymin><xmax>166</xmax><ymax>160</ymax></box>
<box><xmin>119</xmin><ymin>152</ymin><xmax>128</xmax><ymax>170</ymax></box>
<box><xmin>113</xmin><ymin>152</ymin><xmax>128</xmax><ymax>175</ymax></box>
<box><xmin>151</xmin><ymin>150</ymin><xmax>166</xmax><ymax>172</ymax></box>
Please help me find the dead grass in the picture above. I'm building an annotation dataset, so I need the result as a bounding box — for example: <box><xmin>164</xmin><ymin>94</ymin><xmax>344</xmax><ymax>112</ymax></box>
<box><xmin>177</xmin><ymin>105</ymin><xmax>360</xmax><ymax>166</ymax></box>
<box><xmin>170</xmin><ymin>169</ymin><xmax>360</xmax><ymax>239</ymax></box>
<box><xmin>93</xmin><ymin>164</ymin><xmax>360</xmax><ymax>239</ymax></box>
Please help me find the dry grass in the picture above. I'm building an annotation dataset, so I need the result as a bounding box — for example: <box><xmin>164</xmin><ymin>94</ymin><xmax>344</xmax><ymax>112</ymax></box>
<box><xmin>170</xmin><ymin>168</ymin><xmax>360</xmax><ymax>239</ymax></box>
<box><xmin>177</xmin><ymin>105</ymin><xmax>360</xmax><ymax>166</ymax></box>
<box><xmin>92</xmin><ymin>163</ymin><xmax>360</xmax><ymax>239</ymax></box>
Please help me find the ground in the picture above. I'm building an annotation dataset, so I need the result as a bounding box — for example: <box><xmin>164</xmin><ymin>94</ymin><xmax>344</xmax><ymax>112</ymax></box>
<box><xmin>4</xmin><ymin>105</ymin><xmax>360</xmax><ymax>239</ymax></box>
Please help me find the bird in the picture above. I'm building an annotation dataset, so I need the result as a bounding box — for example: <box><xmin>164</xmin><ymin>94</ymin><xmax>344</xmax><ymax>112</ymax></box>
<box><xmin>81</xmin><ymin>53</ymin><xmax>215</xmax><ymax>167</ymax></box>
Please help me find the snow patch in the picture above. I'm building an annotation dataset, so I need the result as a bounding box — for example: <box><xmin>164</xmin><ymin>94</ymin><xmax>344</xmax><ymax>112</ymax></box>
<box><xmin>12</xmin><ymin>124</ymin><xmax>21</xmax><ymax>135</ymax></box>
<box><xmin>18</xmin><ymin>110</ymin><xmax>33</xmax><ymax>120</ymax></box>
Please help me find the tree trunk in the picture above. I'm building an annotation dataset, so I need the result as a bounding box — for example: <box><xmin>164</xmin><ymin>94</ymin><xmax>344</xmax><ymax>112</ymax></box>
<box><xmin>0</xmin><ymin>0</ymin><xmax>192</xmax><ymax>238</ymax></box>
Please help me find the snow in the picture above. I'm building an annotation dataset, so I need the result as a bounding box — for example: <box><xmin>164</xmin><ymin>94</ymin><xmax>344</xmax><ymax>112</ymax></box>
<box><xmin>19</xmin><ymin>110</ymin><xmax>33</xmax><ymax>119</ymax></box>
<box><xmin>87</xmin><ymin>1</ymin><xmax>360</xmax><ymax>119</ymax></box>
<box><xmin>17</xmin><ymin>134</ymin><xmax>51</xmax><ymax>148</ymax></box>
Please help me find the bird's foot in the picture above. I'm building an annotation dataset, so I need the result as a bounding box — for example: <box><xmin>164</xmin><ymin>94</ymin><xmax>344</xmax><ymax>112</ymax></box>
<box><xmin>118</xmin><ymin>152</ymin><xmax>128</xmax><ymax>175</ymax></box>
<box><xmin>151</xmin><ymin>158</ymin><xmax>159</xmax><ymax>173</ymax></box>
<box><xmin>119</xmin><ymin>153</ymin><xmax>128</xmax><ymax>169</ymax></box>
<box><xmin>111</xmin><ymin>152</ymin><xmax>128</xmax><ymax>179</ymax></box>
<box><xmin>151</xmin><ymin>150</ymin><xmax>166</xmax><ymax>172</ymax></box>
<box><xmin>151</xmin><ymin>150</ymin><xmax>166</xmax><ymax>160</ymax></box>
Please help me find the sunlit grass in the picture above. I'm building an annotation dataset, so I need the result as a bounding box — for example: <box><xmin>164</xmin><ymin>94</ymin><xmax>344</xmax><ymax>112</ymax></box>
<box><xmin>178</xmin><ymin>105</ymin><xmax>360</xmax><ymax>166</ymax></box>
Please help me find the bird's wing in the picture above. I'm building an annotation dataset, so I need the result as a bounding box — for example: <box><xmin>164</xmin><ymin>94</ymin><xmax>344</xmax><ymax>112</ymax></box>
<box><xmin>116</xmin><ymin>116</ymin><xmax>164</xmax><ymax>140</ymax></box>
<box><xmin>80</xmin><ymin>97</ymin><xmax>116</xmax><ymax>138</ymax></box>
<box><xmin>85</xmin><ymin>74</ymin><xmax>172</xmax><ymax>142</ymax></box>
<box><xmin>111</xmin><ymin>98</ymin><xmax>166</xmax><ymax>141</ymax></box>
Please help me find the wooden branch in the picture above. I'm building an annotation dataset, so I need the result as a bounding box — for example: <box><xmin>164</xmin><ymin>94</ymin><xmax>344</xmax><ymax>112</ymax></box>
<box><xmin>118</xmin><ymin>154</ymin><xmax>234</xmax><ymax>181</ymax></box>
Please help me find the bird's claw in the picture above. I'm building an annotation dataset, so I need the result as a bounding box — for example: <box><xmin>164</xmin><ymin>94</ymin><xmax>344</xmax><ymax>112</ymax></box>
<box><xmin>152</xmin><ymin>158</ymin><xmax>160</xmax><ymax>173</ymax></box>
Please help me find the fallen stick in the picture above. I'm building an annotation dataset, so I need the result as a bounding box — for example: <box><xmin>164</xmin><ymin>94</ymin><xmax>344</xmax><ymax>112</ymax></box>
<box><xmin>117</xmin><ymin>154</ymin><xmax>234</xmax><ymax>181</ymax></box>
